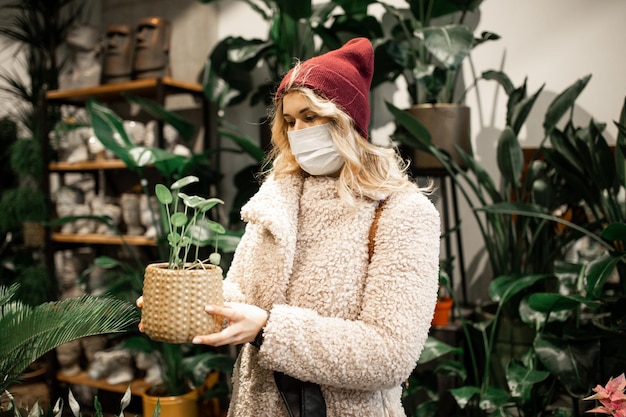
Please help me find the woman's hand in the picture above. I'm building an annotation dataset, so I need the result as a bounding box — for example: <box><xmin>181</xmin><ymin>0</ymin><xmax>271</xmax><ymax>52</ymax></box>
<box><xmin>192</xmin><ymin>302</ymin><xmax>269</xmax><ymax>347</ymax></box>
<box><xmin>136</xmin><ymin>296</ymin><xmax>145</xmax><ymax>332</ymax></box>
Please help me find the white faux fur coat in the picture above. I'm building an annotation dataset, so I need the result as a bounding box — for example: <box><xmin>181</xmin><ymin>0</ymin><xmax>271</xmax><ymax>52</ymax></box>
<box><xmin>222</xmin><ymin>173</ymin><xmax>440</xmax><ymax>417</ymax></box>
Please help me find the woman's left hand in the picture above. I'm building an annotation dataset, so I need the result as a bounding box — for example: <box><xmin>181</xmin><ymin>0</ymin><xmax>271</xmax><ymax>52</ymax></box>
<box><xmin>192</xmin><ymin>302</ymin><xmax>269</xmax><ymax>347</ymax></box>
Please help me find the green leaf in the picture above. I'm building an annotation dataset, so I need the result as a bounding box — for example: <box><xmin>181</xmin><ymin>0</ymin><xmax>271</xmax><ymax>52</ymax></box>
<box><xmin>449</xmin><ymin>386</ymin><xmax>480</xmax><ymax>409</ymax></box>
<box><xmin>170</xmin><ymin>212</ymin><xmax>188</xmax><ymax>227</ymax></box>
<box><xmin>496</xmin><ymin>127</ymin><xmax>523</xmax><ymax>189</ymax></box>
<box><xmin>418</xmin><ymin>25</ymin><xmax>474</xmax><ymax>70</ymax></box>
<box><xmin>543</xmin><ymin>74</ymin><xmax>591</xmax><ymax>135</ymax></box>
<box><xmin>171</xmin><ymin>175</ymin><xmax>199</xmax><ymax>190</ymax></box>
<box><xmin>585</xmin><ymin>254</ymin><xmax>622</xmax><ymax>299</ymax></box>
<box><xmin>155</xmin><ymin>184</ymin><xmax>173</xmax><ymax>205</ymax></box>
<box><xmin>507</xmin><ymin>359</ymin><xmax>550</xmax><ymax>400</ymax></box>
<box><xmin>527</xmin><ymin>293</ymin><xmax>600</xmax><ymax>313</ymax></box>
<box><xmin>123</xmin><ymin>93</ymin><xmax>196</xmax><ymax>143</ymax></box>
<box><xmin>534</xmin><ymin>333</ymin><xmax>599</xmax><ymax>397</ymax></box>
<box><xmin>489</xmin><ymin>273</ymin><xmax>553</xmax><ymax>304</ymax></box>
<box><xmin>601</xmin><ymin>222</ymin><xmax>626</xmax><ymax>241</ymax></box>
<box><xmin>418</xmin><ymin>336</ymin><xmax>462</xmax><ymax>364</ymax></box>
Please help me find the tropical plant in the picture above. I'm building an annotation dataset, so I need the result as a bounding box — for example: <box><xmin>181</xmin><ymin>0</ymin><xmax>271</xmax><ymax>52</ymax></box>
<box><xmin>390</xmin><ymin>72</ymin><xmax>626</xmax><ymax>415</ymax></box>
<box><xmin>0</xmin><ymin>283</ymin><xmax>138</xmax><ymax>394</ymax></box>
<box><xmin>373</xmin><ymin>0</ymin><xmax>499</xmax><ymax>104</ymax></box>
<box><xmin>387</xmin><ymin>72</ymin><xmax>592</xmax><ymax>284</ymax></box>
<box><xmin>200</xmin><ymin>0</ymin><xmax>383</xmax><ymax>109</ymax></box>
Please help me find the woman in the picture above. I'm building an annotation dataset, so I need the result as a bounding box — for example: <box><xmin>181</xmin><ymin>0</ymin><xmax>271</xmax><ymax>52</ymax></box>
<box><xmin>144</xmin><ymin>37</ymin><xmax>441</xmax><ymax>417</ymax></box>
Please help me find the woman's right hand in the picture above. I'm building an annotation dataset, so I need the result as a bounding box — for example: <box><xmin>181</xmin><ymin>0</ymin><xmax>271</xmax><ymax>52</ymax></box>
<box><xmin>136</xmin><ymin>296</ymin><xmax>145</xmax><ymax>332</ymax></box>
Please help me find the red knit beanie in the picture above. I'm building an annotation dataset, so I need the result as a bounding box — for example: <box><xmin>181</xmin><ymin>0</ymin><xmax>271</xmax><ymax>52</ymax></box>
<box><xmin>275</xmin><ymin>37</ymin><xmax>374</xmax><ymax>140</ymax></box>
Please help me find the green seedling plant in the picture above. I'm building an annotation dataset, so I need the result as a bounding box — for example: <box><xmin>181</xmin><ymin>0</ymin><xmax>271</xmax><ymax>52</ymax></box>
<box><xmin>155</xmin><ymin>175</ymin><xmax>225</xmax><ymax>270</ymax></box>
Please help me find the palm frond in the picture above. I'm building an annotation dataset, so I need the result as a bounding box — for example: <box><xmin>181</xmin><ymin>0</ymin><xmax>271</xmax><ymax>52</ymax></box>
<box><xmin>0</xmin><ymin>284</ymin><xmax>140</xmax><ymax>393</ymax></box>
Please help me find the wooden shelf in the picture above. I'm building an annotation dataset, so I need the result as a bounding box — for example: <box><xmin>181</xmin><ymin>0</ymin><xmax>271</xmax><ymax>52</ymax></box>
<box><xmin>52</xmin><ymin>233</ymin><xmax>157</xmax><ymax>246</ymax></box>
<box><xmin>46</xmin><ymin>76</ymin><xmax>203</xmax><ymax>105</ymax></box>
<box><xmin>56</xmin><ymin>371</ymin><xmax>150</xmax><ymax>397</ymax></box>
<box><xmin>49</xmin><ymin>159</ymin><xmax>127</xmax><ymax>172</ymax></box>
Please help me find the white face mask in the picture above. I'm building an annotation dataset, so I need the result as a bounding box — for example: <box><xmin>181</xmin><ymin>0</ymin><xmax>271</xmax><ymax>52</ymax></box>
<box><xmin>288</xmin><ymin>124</ymin><xmax>344</xmax><ymax>176</ymax></box>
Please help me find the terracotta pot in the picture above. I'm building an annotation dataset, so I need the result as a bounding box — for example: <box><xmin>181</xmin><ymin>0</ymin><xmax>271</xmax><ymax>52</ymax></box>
<box><xmin>406</xmin><ymin>104</ymin><xmax>471</xmax><ymax>172</ymax></box>
<box><xmin>142</xmin><ymin>388</ymin><xmax>198</xmax><ymax>417</ymax></box>
<box><xmin>142</xmin><ymin>262</ymin><xmax>224</xmax><ymax>343</ymax></box>
<box><xmin>431</xmin><ymin>296</ymin><xmax>454</xmax><ymax>327</ymax></box>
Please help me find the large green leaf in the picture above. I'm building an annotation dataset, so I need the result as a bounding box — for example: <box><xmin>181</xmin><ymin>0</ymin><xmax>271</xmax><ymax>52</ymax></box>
<box><xmin>418</xmin><ymin>25</ymin><xmax>474</xmax><ymax>70</ymax></box>
<box><xmin>418</xmin><ymin>336</ymin><xmax>462</xmax><ymax>364</ymax></box>
<box><xmin>527</xmin><ymin>293</ymin><xmax>600</xmax><ymax>313</ymax></box>
<box><xmin>506</xmin><ymin>359</ymin><xmax>550</xmax><ymax>401</ymax></box>
<box><xmin>496</xmin><ymin>127</ymin><xmax>523</xmax><ymax>190</ymax></box>
<box><xmin>584</xmin><ymin>254</ymin><xmax>622</xmax><ymax>299</ymax></box>
<box><xmin>489</xmin><ymin>273</ymin><xmax>553</xmax><ymax>304</ymax></box>
<box><xmin>543</xmin><ymin>74</ymin><xmax>591</xmax><ymax>135</ymax></box>
<box><xmin>123</xmin><ymin>93</ymin><xmax>196</xmax><ymax>143</ymax></box>
<box><xmin>534</xmin><ymin>333</ymin><xmax>599</xmax><ymax>397</ymax></box>
<box><xmin>86</xmin><ymin>98</ymin><xmax>134</xmax><ymax>166</ymax></box>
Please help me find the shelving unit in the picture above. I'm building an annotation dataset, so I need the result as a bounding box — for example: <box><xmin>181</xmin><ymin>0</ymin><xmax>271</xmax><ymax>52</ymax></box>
<box><xmin>39</xmin><ymin>78</ymin><xmax>215</xmax><ymax>413</ymax></box>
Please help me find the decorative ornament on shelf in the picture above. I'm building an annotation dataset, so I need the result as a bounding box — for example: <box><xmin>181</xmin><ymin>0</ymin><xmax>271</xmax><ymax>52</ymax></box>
<box><xmin>584</xmin><ymin>373</ymin><xmax>626</xmax><ymax>417</ymax></box>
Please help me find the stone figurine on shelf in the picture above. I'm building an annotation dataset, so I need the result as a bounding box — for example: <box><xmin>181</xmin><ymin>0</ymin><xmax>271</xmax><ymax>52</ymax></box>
<box><xmin>55</xmin><ymin>186</ymin><xmax>84</xmax><ymax>233</ymax></box>
<box><xmin>139</xmin><ymin>194</ymin><xmax>160</xmax><ymax>239</ymax></box>
<box><xmin>143</xmin><ymin>120</ymin><xmax>192</xmax><ymax>157</ymax></box>
<box><xmin>59</xmin><ymin>25</ymin><xmax>102</xmax><ymax>90</ymax></box>
<box><xmin>120</xmin><ymin>193</ymin><xmax>144</xmax><ymax>235</ymax></box>
<box><xmin>101</xmin><ymin>24</ymin><xmax>134</xmax><ymax>84</ymax></box>
<box><xmin>134</xmin><ymin>351</ymin><xmax>163</xmax><ymax>385</ymax></box>
<box><xmin>123</xmin><ymin>120</ymin><xmax>146</xmax><ymax>144</ymax></box>
<box><xmin>87</xmin><ymin>348</ymin><xmax>134</xmax><ymax>385</ymax></box>
<box><xmin>91</xmin><ymin>196</ymin><xmax>122</xmax><ymax>235</ymax></box>
<box><xmin>56</xmin><ymin>126</ymin><xmax>92</xmax><ymax>163</ymax></box>
<box><xmin>56</xmin><ymin>339</ymin><xmax>82</xmax><ymax>377</ymax></box>
<box><xmin>132</xmin><ymin>16</ymin><xmax>171</xmax><ymax>79</ymax></box>
<box><xmin>72</xmin><ymin>204</ymin><xmax>95</xmax><ymax>234</ymax></box>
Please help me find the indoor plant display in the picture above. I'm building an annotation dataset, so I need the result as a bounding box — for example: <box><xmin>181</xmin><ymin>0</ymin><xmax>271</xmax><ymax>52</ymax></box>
<box><xmin>141</xmin><ymin>175</ymin><xmax>227</xmax><ymax>344</ymax></box>
<box><xmin>388</xmin><ymin>72</ymin><xmax>598</xmax><ymax>415</ymax></box>
<box><xmin>373</xmin><ymin>0</ymin><xmax>499</xmax><ymax>170</ymax></box>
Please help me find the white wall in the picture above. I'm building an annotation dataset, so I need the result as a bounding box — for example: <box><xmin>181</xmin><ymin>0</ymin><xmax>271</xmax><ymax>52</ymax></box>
<box><xmin>456</xmin><ymin>0</ymin><xmax>626</xmax><ymax>301</ymax></box>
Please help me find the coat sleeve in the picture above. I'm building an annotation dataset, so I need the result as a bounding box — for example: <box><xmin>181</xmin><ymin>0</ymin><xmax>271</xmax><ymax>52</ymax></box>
<box><xmin>257</xmin><ymin>192</ymin><xmax>441</xmax><ymax>391</ymax></box>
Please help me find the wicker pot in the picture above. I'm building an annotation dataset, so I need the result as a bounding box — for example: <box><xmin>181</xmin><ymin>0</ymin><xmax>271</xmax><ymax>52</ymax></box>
<box><xmin>142</xmin><ymin>262</ymin><xmax>224</xmax><ymax>343</ymax></box>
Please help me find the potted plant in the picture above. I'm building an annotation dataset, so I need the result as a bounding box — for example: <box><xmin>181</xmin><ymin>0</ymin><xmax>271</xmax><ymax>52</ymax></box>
<box><xmin>141</xmin><ymin>175</ymin><xmax>227</xmax><ymax>345</ymax></box>
<box><xmin>373</xmin><ymin>0</ymin><xmax>499</xmax><ymax>171</ymax></box>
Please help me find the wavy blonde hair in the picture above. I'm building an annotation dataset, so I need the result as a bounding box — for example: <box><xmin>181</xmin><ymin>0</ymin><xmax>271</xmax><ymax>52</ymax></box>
<box><xmin>265</xmin><ymin>87</ymin><xmax>431</xmax><ymax>205</ymax></box>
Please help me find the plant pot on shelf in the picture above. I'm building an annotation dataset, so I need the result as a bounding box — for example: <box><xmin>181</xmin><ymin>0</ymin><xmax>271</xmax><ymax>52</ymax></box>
<box><xmin>406</xmin><ymin>104</ymin><xmax>472</xmax><ymax>173</ymax></box>
<box><xmin>432</xmin><ymin>296</ymin><xmax>454</xmax><ymax>327</ymax></box>
<box><xmin>142</xmin><ymin>386</ymin><xmax>199</xmax><ymax>417</ymax></box>
<box><xmin>141</xmin><ymin>262</ymin><xmax>225</xmax><ymax>344</ymax></box>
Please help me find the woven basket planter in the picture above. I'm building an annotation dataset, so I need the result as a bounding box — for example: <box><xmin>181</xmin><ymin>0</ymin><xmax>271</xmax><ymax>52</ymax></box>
<box><xmin>142</xmin><ymin>262</ymin><xmax>224</xmax><ymax>343</ymax></box>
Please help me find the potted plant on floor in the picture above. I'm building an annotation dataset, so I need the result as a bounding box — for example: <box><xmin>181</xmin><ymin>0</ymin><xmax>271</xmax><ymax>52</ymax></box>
<box><xmin>373</xmin><ymin>0</ymin><xmax>499</xmax><ymax>171</ymax></box>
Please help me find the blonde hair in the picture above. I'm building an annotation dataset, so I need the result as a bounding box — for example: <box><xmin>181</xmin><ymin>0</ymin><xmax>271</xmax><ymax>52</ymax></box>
<box><xmin>265</xmin><ymin>86</ymin><xmax>432</xmax><ymax>206</ymax></box>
